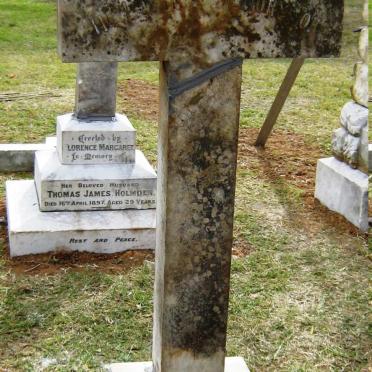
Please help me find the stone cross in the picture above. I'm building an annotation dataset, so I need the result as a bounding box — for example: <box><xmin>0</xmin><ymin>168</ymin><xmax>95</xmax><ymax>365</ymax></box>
<box><xmin>57</xmin><ymin>1</ymin><xmax>344</xmax><ymax>371</ymax></box>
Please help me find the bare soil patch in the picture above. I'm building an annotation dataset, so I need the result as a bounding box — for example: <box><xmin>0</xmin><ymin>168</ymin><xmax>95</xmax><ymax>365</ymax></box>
<box><xmin>4</xmin><ymin>250</ymin><xmax>155</xmax><ymax>276</ymax></box>
<box><xmin>118</xmin><ymin>79</ymin><xmax>159</xmax><ymax>122</ymax></box>
<box><xmin>238</xmin><ymin>128</ymin><xmax>365</xmax><ymax>237</ymax></box>
<box><xmin>239</xmin><ymin>128</ymin><xmax>320</xmax><ymax>200</ymax></box>
<box><xmin>232</xmin><ymin>237</ymin><xmax>254</xmax><ymax>258</ymax></box>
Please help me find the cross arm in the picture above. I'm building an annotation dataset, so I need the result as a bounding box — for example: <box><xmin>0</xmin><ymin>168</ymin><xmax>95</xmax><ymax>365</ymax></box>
<box><xmin>58</xmin><ymin>0</ymin><xmax>344</xmax><ymax>64</ymax></box>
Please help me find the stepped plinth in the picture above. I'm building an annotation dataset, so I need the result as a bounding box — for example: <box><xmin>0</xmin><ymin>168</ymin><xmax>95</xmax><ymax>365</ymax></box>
<box><xmin>6</xmin><ymin>63</ymin><xmax>157</xmax><ymax>257</ymax></box>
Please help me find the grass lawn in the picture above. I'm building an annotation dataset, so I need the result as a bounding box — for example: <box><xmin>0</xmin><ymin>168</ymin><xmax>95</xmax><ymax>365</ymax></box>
<box><xmin>0</xmin><ymin>0</ymin><xmax>371</xmax><ymax>371</ymax></box>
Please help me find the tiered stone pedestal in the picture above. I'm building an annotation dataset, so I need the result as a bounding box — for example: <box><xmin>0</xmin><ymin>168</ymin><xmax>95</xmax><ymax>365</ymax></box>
<box><xmin>6</xmin><ymin>113</ymin><xmax>157</xmax><ymax>257</ymax></box>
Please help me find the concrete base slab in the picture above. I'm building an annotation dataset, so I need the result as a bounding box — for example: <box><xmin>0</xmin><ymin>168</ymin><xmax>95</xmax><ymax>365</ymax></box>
<box><xmin>315</xmin><ymin>157</ymin><xmax>368</xmax><ymax>232</ymax></box>
<box><xmin>0</xmin><ymin>141</ymin><xmax>55</xmax><ymax>172</ymax></box>
<box><xmin>57</xmin><ymin>113</ymin><xmax>136</xmax><ymax>164</ymax></box>
<box><xmin>34</xmin><ymin>149</ymin><xmax>157</xmax><ymax>211</ymax></box>
<box><xmin>6</xmin><ymin>180</ymin><xmax>156</xmax><ymax>257</ymax></box>
<box><xmin>106</xmin><ymin>357</ymin><xmax>249</xmax><ymax>372</ymax></box>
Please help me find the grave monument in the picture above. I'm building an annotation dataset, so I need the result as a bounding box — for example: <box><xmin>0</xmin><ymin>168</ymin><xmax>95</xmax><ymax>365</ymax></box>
<box><xmin>5</xmin><ymin>0</ymin><xmax>344</xmax><ymax>370</ymax></box>
<box><xmin>6</xmin><ymin>61</ymin><xmax>157</xmax><ymax>257</ymax></box>
<box><xmin>315</xmin><ymin>1</ymin><xmax>368</xmax><ymax>232</ymax></box>
<box><xmin>55</xmin><ymin>1</ymin><xmax>344</xmax><ymax>371</ymax></box>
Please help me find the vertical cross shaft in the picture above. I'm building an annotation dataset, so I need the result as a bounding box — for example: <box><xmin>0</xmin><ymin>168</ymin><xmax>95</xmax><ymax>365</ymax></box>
<box><xmin>75</xmin><ymin>62</ymin><xmax>118</xmax><ymax>119</ymax></box>
<box><xmin>153</xmin><ymin>59</ymin><xmax>243</xmax><ymax>372</ymax></box>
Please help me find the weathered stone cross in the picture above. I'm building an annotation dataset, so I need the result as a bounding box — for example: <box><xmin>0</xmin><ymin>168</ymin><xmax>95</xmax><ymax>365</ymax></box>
<box><xmin>58</xmin><ymin>1</ymin><xmax>343</xmax><ymax>371</ymax></box>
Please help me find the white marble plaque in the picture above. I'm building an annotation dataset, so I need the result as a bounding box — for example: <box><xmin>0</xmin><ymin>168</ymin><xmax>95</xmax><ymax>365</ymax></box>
<box><xmin>35</xmin><ymin>149</ymin><xmax>157</xmax><ymax>212</ymax></box>
<box><xmin>57</xmin><ymin>113</ymin><xmax>136</xmax><ymax>165</ymax></box>
<box><xmin>6</xmin><ymin>180</ymin><xmax>156</xmax><ymax>257</ymax></box>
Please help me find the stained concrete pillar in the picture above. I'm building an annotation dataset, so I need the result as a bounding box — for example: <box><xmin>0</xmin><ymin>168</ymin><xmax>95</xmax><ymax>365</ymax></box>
<box><xmin>75</xmin><ymin>62</ymin><xmax>118</xmax><ymax>119</ymax></box>
<box><xmin>153</xmin><ymin>59</ymin><xmax>243</xmax><ymax>372</ymax></box>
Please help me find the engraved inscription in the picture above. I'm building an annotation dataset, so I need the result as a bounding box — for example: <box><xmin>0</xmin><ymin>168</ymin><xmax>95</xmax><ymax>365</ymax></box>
<box><xmin>69</xmin><ymin>236</ymin><xmax>138</xmax><ymax>244</ymax></box>
<box><xmin>40</xmin><ymin>180</ymin><xmax>156</xmax><ymax>211</ymax></box>
<box><xmin>62</xmin><ymin>132</ymin><xmax>135</xmax><ymax>164</ymax></box>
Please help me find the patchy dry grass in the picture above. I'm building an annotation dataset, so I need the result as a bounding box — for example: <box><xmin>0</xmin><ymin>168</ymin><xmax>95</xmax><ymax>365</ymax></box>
<box><xmin>230</xmin><ymin>170</ymin><xmax>370</xmax><ymax>370</ymax></box>
<box><xmin>0</xmin><ymin>0</ymin><xmax>370</xmax><ymax>371</ymax></box>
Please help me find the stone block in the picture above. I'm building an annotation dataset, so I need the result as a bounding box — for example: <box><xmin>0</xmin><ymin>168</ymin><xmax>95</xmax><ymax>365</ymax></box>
<box><xmin>332</xmin><ymin>127</ymin><xmax>360</xmax><ymax>168</ymax></box>
<box><xmin>369</xmin><ymin>144</ymin><xmax>372</xmax><ymax>172</ymax></box>
<box><xmin>75</xmin><ymin>62</ymin><xmax>117</xmax><ymax>119</ymax></box>
<box><xmin>0</xmin><ymin>143</ymin><xmax>54</xmax><ymax>172</ymax></box>
<box><xmin>57</xmin><ymin>113</ymin><xmax>136</xmax><ymax>165</ymax></box>
<box><xmin>6</xmin><ymin>180</ymin><xmax>156</xmax><ymax>257</ymax></box>
<box><xmin>35</xmin><ymin>149</ymin><xmax>156</xmax><ymax>212</ymax></box>
<box><xmin>315</xmin><ymin>157</ymin><xmax>368</xmax><ymax>232</ymax></box>
<box><xmin>340</xmin><ymin>101</ymin><xmax>368</xmax><ymax>136</ymax></box>
<box><xmin>105</xmin><ymin>357</ymin><xmax>249</xmax><ymax>372</ymax></box>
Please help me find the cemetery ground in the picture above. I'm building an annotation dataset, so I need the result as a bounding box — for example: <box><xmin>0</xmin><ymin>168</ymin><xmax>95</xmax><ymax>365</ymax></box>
<box><xmin>0</xmin><ymin>0</ymin><xmax>371</xmax><ymax>370</ymax></box>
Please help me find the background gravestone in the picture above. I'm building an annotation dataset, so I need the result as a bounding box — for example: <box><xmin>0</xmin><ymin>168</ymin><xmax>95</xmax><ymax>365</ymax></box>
<box><xmin>6</xmin><ymin>61</ymin><xmax>157</xmax><ymax>257</ymax></box>
<box><xmin>57</xmin><ymin>2</ymin><xmax>344</xmax><ymax>371</ymax></box>
<box><xmin>315</xmin><ymin>0</ymin><xmax>368</xmax><ymax>232</ymax></box>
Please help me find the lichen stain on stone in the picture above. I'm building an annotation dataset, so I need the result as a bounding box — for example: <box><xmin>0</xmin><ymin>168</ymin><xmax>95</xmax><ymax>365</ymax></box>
<box><xmin>58</xmin><ymin>0</ymin><xmax>344</xmax><ymax>63</ymax></box>
<box><xmin>159</xmin><ymin>66</ymin><xmax>241</xmax><ymax>356</ymax></box>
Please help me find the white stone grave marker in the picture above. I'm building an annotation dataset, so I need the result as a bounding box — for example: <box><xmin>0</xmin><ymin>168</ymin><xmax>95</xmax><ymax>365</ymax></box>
<box><xmin>6</xmin><ymin>61</ymin><xmax>157</xmax><ymax>256</ymax></box>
